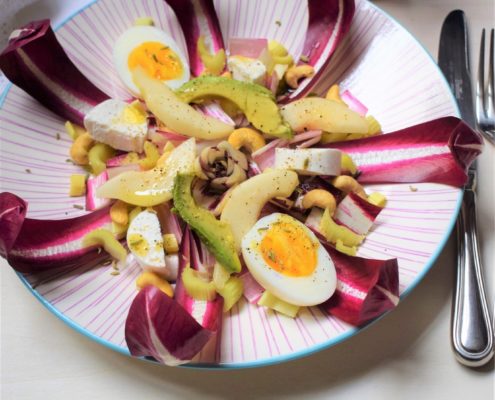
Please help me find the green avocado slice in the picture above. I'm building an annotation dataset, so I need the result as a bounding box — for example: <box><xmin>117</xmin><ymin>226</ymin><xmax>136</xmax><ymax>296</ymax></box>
<box><xmin>176</xmin><ymin>76</ymin><xmax>293</xmax><ymax>139</ymax></box>
<box><xmin>173</xmin><ymin>174</ymin><xmax>241</xmax><ymax>273</ymax></box>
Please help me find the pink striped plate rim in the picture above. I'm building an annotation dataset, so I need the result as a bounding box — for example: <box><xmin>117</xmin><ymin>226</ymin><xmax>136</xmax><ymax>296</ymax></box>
<box><xmin>0</xmin><ymin>0</ymin><xmax>460</xmax><ymax>367</ymax></box>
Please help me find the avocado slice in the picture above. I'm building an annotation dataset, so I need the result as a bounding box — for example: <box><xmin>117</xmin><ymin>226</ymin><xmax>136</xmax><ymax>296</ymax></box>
<box><xmin>173</xmin><ymin>174</ymin><xmax>241</xmax><ymax>273</ymax></box>
<box><xmin>176</xmin><ymin>76</ymin><xmax>293</xmax><ymax>139</ymax></box>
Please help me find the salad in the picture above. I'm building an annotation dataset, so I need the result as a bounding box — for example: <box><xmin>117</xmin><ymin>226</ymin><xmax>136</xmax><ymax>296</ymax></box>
<box><xmin>0</xmin><ymin>0</ymin><xmax>483</xmax><ymax>366</ymax></box>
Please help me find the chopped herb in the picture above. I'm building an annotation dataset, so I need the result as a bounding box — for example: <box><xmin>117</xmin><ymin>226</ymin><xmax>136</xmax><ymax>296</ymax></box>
<box><xmin>303</xmin><ymin>158</ymin><xmax>310</xmax><ymax>169</ymax></box>
<box><xmin>73</xmin><ymin>204</ymin><xmax>84</xmax><ymax>210</ymax></box>
<box><xmin>275</xmin><ymin>20</ymin><xmax>282</xmax><ymax>27</ymax></box>
<box><xmin>161</xmin><ymin>46</ymin><xmax>169</xmax><ymax>50</ymax></box>
<box><xmin>55</xmin><ymin>132</ymin><xmax>61</xmax><ymax>140</ymax></box>
<box><xmin>267</xmin><ymin>250</ymin><xmax>277</xmax><ymax>262</ymax></box>
<box><xmin>66</xmin><ymin>158</ymin><xmax>75</xmax><ymax>164</ymax></box>
<box><xmin>25</xmin><ymin>168</ymin><xmax>31</xmax><ymax>173</ymax></box>
<box><xmin>299</xmin><ymin>55</ymin><xmax>309</xmax><ymax>63</ymax></box>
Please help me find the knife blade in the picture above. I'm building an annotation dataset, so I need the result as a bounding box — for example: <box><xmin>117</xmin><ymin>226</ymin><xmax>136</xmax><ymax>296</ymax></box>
<box><xmin>438</xmin><ymin>9</ymin><xmax>494</xmax><ymax>367</ymax></box>
<box><xmin>438</xmin><ymin>10</ymin><xmax>476</xmax><ymax>129</ymax></box>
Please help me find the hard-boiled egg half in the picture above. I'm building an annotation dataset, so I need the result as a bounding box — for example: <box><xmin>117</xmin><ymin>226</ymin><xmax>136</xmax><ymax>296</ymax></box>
<box><xmin>241</xmin><ymin>213</ymin><xmax>337</xmax><ymax>306</ymax></box>
<box><xmin>113</xmin><ymin>26</ymin><xmax>189</xmax><ymax>95</ymax></box>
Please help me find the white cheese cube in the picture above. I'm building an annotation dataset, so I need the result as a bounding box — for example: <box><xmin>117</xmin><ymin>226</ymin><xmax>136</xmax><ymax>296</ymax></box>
<box><xmin>227</xmin><ymin>56</ymin><xmax>267</xmax><ymax>85</ymax></box>
<box><xmin>274</xmin><ymin>148</ymin><xmax>342</xmax><ymax>176</ymax></box>
<box><xmin>84</xmin><ymin>99</ymin><xmax>147</xmax><ymax>153</ymax></box>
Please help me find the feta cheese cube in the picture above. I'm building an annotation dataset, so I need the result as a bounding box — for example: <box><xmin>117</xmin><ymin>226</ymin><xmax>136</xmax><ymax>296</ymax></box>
<box><xmin>84</xmin><ymin>99</ymin><xmax>147</xmax><ymax>153</ymax></box>
<box><xmin>274</xmin><ymin>148</ymin><xmax>342</xmax><ymax>176</ymax></box>
<box><xmin>227</xmin><ymin>56</ymin><xmax>267</xmax><ymax>85</ymax></box>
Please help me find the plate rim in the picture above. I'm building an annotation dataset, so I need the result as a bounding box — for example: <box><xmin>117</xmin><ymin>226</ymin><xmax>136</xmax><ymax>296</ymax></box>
<box><xmin>3</xmin><ymin>0</ymin><xmax>462</xmax><ymax>369</ymax></box>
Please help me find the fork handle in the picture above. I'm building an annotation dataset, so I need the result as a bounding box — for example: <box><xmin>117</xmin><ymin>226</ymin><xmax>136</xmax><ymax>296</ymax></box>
<box><xmin>452</xmin><ymin>188</ymin><xmax>494</xmax><ymax>367</ymax></box>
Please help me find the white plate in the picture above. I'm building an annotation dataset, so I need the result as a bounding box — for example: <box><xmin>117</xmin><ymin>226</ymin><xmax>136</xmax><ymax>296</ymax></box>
<box><xmin>0</xmin><ymin>0</ymin><xmax>460</xmax><ymax>368</ymax></box>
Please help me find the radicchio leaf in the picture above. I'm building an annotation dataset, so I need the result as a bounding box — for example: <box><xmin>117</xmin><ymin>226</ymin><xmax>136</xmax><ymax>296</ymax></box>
<box><xmin>0</xmin><ymin>192</ymin><xmax>112</xmax><ymax>273</ymax></box>
<box><xmin>85</xmin><ymin>171</ymin><xmax>110</xmax><ymax>211</ymax></box>
<box><xmin>321</xmin><ymin>117</ymin><xmax>483</xmax><ymax>187</ymax></box>
<box><xmin>334</xmin><ymin>192</ymin><xmax>383</xmax><ymax>235</ymax></box>
<box><xmin>165</xmin><ymin>0</ymin><xmax>225</xmax><ymax>77</ymax></box>
<box><xmin>320</xmin><ymin>244</ymin><xmax>399</xmax><ymax>326</ymax></box>
<box><xmin>0</xmin><ymin>20</ymin><xmax>109</xmax><ymax>126</ymax></box>
<box><xmin>124</xmin><ymin>285</ymin><xmax>213</xmax><ymax>365</ymax></box>
<box><xmin>281</xmin><ymin>0</ymin><xmax>355</xmax><ymax>103</ymax></box>
<box><xmin>0</xmin><ymin>192</ymin><xmax>27</xmax><ymax>258</ymax></box>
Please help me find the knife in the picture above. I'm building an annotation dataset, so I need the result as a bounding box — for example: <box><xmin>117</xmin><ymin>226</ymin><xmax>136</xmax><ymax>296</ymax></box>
<box><xmin>438</xmin><ymin>10</ymin><xmax>494</xmax><ymax>367</ymax></box>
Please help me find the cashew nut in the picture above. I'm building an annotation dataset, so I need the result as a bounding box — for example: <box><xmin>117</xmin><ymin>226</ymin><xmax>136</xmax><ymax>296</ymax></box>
<box><xmin>331</xmin><ymin>175</ymin><xmax>367</xmax><ymax>199</ymax></box>
<box><xmin>88</xmin><ymin>143</ymin><xmax>116</xmax><ymax>175</ymax></box>
<box><xmin>272</xmin><ymin>54</ymin><xmax>294</xmax><ymax>66</ymax></box>
<box><xmin>82</xmin><ymin>228</ymin><xmax>127</xmax><ymax>262</ymax></box>
<box><xmin>136</xmin><ymin>271</ymin><xmax>174</xmax><ymax>297</ymax></box>
<box><xmin>285</xmin><ymin>65</ymin><xmax>315</xmax><ymax>89</ymax></box>
<box><xmin>268</xmin><ymin>40</ymin><xmax>289</xmax><ymax>57</ymax></box>
<box><xmin>302</xmin><ymin>189</ymin><xmax>337</xmax><ymax>214</ymax></box>
<box><xmin>65</xmin><ymin>121</ymin><xmax>86</xmax><ymax>141</ymax></box>
<box><xmin>70</xmin><ymin>132</ymin><xmax>94</xmax><ymax>165</ymax></box>
<box><xmin>110</xmin><ymin>200</ymin><xmax>129</xmax><ymax>226</ymax></box>
<box><xmin>228</xmin><ymin>128</ymin><xmax>266</xmax><ymax>153</ymax></box>
<box><xmin>139</xmin><ymin>141</ymin><xmax>160</xmax><ymax>170</ymax></box>
<box><xmin>325</xmin><ymin>84</ymin><xmax>346</xmax><ymax>105</ymax></box>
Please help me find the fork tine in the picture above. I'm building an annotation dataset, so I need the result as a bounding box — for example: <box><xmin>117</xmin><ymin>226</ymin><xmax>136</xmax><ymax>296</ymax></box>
<box><xmin>476</xmin><ymin>29</ymin><xmax>486</xmax><ymax>120</ymax></box>
<box><xmin>487</xmin><ymin>28</ymin><xmax>494</xmax><ymax>117</ymax></box>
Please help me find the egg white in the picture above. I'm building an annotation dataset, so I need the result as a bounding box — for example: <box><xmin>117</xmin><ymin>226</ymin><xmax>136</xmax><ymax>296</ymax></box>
<box><xmin>113</xmin><ymin>26</ymin><xmax>190</xmax><ymax>95</ymax></box>
<box><xmin>241</xmin><ymin>213</ymin><xmax>337</xmax><ymax>306</ymax></box>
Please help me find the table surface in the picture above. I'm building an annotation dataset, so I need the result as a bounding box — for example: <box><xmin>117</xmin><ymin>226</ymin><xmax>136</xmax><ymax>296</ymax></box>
<box><xmin>1</xmin><ymin>0</ymin><xmax>494</xmax><ymax>399</ymax></box>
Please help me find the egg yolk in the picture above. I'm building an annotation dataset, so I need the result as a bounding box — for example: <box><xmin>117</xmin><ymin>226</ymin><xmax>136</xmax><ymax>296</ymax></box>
<box><xmin>259</xmin><ymin>219</ymin><xmax>318</xmax><ymax>277</ymax></box>
<box><xmin>115</xmin><ymin>101</ymin><xmax>147</xmax><ymax>125</ymax></box>
<box><xmin>128</xmin><ymin>41</ymin><xmax>183</xmax><ymax>81</ymax></box>
<box><xmin>128</xmin><ymin>233</ymin><xmax>149</xmax><ymax>257</ymax></box>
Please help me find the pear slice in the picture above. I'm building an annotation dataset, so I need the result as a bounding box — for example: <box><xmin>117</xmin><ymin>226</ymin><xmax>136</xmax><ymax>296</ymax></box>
<box><xmin>221</xmin><ymin>169</ymin><xmax>299</xmax><ymax>251</ymax></box>
<box><xmin>280</xmin><ymin>97</ymin><xmax>368</xmax><ymax>134</ymax></box>
<box><xmin>133</xmin><ymin>66</ymin><xmax>233</xmax><ymax>140</ymax></box>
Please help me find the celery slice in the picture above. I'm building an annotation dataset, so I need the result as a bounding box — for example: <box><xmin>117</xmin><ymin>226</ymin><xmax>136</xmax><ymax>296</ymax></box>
<box><xmin>367</xmin><ymin>192</ymin><xmax>387</xmax><ymax>208</ymax></box>
<box><xmin>366</xmin><ymin>115</ymin><xmax>382</xmax><ymax>135</ymax></box>
<box><xmin>335</xmin><ymin>239</ymin><xmax>357</xmax><ymax>256</ymax></box>
<box><xmin>213</xmin><ymin>262</ymin><xmax>231</xmax><ymax>290</ymax></box>
<box><xmin>258</xmin><ymin>291</ymin><xmax>300</xmax><ymax>318</ymax></box>
<box><xmin>182</xmin><ymin>265</ymin><xmax>217</xmax><ymax>301</ymax></box>
<box><xmin>320</xmin><ymin>207</ymin><xmax>364</xmax><ymax>247</ymax></box>
<box><xmin>216</xmin><ymin>276</ymin><xmax>243</xmax><ymax>312</ymax></box>
<box><xmin>341</xmin><ymin>152</ymin><xmax>357</xmax><ymax>175</ymax></box>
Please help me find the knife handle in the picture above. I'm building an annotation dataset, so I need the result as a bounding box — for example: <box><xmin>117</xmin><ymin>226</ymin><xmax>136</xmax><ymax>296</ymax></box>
<box><xmin>452</xmin><ymin>188</ymin><xmax>494</xmax><ymax>367</ymax></box>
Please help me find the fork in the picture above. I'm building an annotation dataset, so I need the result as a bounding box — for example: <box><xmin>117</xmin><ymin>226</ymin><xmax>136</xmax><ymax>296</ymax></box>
<box><xmin>476</xmin><ymin>28</ymin><xmax>495</xmax><ymax>143</ymax></box>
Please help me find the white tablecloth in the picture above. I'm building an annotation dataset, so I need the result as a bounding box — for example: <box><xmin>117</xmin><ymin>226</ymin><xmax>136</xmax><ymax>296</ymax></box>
<box><xmin>1</xmin><ymin>1</ymin><xmax>494</xmax><ymax>399</ymax></box>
